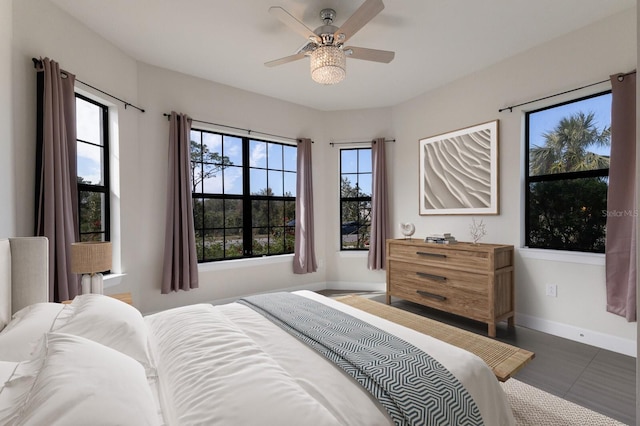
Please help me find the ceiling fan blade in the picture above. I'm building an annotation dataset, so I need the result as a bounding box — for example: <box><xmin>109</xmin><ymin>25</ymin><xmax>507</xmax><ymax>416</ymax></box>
<box><xmin>344</xmin><ymin>46</ymin><xmax>395</xmax><ymax>63</ymax></box>
<box><xmin>269</xmin><ymin>7</ymin><xmax>321</xmax><ymax>44</ymax></box>
<box><xmin>334</xmin><ymin>0</ymin><xmax>385</xmax><ymax>44</ymax></box>
<box><xmin>264</xmin><ymin>52</ymin><xmax>307</xmax><ymax>68</ymax></box>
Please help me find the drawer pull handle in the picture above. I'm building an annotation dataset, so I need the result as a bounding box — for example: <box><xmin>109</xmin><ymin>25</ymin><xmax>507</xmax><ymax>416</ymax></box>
<box><xmin>416</xmin><ymin>251</ymin><xmax>446</xmax><ymax>259</ymax></box>
<box><xmin>416</xmin><ymin>290</ymin><xmax>447</xmax><ymax>301</ymax></box>
<box><xmin>416</xmin><ymin>272</ymin><xmax>447</xmax><ymax>281</ymax></box>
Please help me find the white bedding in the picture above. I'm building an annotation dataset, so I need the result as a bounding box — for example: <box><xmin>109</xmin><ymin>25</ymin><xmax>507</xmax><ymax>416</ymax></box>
<box><xmin>145</xmin><ymin>290</ymin><xmax>515</xmax><ymax>426</ymax></box>
<box><xmin>0</xmin><ymin>291</ymin><xmax>514</xmax><ymax>425</ymax></box>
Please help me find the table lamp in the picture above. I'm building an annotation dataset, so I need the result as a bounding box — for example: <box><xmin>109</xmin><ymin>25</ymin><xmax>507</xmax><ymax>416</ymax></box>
<box><xmin>70</xmin><ymin>241</ymin><xmax>112</xmax><ymax>294</ymax></box>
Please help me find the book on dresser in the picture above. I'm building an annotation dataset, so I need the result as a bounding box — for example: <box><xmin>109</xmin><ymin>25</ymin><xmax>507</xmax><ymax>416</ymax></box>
<box><xmin>424</xmin><ymin>233</ymin><xmax>457</xmax><ymax>244</ymax></box>
<box><xmin>385</xmin><ymin>239</ymin><xmax>514</xmax><ymax>337</ymax></box>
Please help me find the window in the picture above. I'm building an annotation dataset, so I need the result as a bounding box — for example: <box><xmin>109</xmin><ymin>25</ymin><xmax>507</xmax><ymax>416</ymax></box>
<box><xmin>191</xmin><ymin>129</ymin><xmax>297</xmax><ymax>262</ymax></box>
<box><xmin>340</xmin><ymin>148</ymin><xmax>372</xmax><ymax>250</ymax></box>
<box><xmin>525</xmin><ymin>91</ymin><xmax>611</xmax><ymax>252</ymax></box>
<box><xmin>76</xmin><ymin>94</ymin><xmax>110</xmax><ymax>242</ymax></box>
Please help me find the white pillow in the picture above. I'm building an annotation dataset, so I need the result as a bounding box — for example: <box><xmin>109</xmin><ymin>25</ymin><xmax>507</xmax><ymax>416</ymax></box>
<box><xmin>0</xmin><ymin>333</ymin><xmax>159</xmax><ymax>426</ymax></box>
<box><xmin>52</xmin><ymin>294</ymin><xmax>155</xmax><ymax>373</ymax></box>
<box><xmin>0</xmin><ymin>302</ymin><xmax>64</xmax><ymax>361</ymax></box>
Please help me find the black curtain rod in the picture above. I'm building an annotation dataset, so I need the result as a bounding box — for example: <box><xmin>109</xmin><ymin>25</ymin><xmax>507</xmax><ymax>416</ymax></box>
<box><xmin>32</xmin><ymin>58</ymin><xmax>145</xmax><ymax>113</ymax></box>
<box><xmin>498</xmin><ymin>70</ymin><xmax>637</xmax><ymax>113</ymax></box>
<box><xmin>162</xmin><ymin>113</ymin><xmax>305</xmax><ymax>143</ymax></box>
<box><xmin>329</xmin><ymin>139</ymin><xmax>395</xmax><ymax>146</ymax></box>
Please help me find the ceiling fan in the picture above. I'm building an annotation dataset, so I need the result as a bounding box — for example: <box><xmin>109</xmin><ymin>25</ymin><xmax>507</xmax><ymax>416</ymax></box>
<box><xmin>265</xmin><ymin>0</ymin><xmax>395</xmax><ymax>85</ymax></box>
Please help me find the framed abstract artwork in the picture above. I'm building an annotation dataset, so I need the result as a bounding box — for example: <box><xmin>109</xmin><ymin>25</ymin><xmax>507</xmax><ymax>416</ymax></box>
<box><xmin>419</xmin><ymin>120</ymin><xmax>499</xmax><ymax>215</ymax></box>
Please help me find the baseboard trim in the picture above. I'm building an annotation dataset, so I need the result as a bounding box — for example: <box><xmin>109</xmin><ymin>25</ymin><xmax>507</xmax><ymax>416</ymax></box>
<box><xmin>324</xmin><ymin>281</ymin><xmax>387</xmax><ymax>292</ymax></box>
<box><xmin>516</xmin><ymin>313</ymin><xmax>636</xmax><ymax>357</ymax></box>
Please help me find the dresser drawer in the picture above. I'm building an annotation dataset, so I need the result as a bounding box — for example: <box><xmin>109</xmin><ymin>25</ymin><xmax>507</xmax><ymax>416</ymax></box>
<box><xmin>389</xmin><ymin>280</ymin><xmax>489</xmax><ymax>321</ymax></box>
<box><xmin>388</xmin><ymin>243</ymin><xmax>491</xmax><ymax>273</ymax></box>
<box><xmin>388</xmin><ymin>260</ymin><xmax>488</xmax><ymax>294</ymax></box>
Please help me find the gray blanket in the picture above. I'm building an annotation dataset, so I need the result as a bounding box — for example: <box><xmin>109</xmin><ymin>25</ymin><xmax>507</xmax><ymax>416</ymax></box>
<box><xmin>238</xmin><ymin>292</ymin><xmax>483</xmax><ymax>426</ymax></box>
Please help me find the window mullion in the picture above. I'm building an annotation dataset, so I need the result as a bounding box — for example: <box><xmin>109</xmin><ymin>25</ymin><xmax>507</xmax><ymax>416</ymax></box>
<box><xmin>242</xmin><ymin>137</ymin><xmax>252</xmax><ymax>257</ymax></box>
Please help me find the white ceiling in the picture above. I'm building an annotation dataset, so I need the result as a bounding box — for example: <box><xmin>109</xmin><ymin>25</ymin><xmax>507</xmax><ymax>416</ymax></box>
<box><xmin>51</xmin><ymin>0</ymin><xmax>635</xmax><ymax>111</ymax></box>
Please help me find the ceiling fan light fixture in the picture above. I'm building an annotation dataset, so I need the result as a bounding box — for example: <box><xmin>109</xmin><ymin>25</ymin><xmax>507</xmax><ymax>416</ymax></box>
<box><xmin>310</xmin><ymin>46</ymin><xmax>346</xmax><ymax>85</ymax></box>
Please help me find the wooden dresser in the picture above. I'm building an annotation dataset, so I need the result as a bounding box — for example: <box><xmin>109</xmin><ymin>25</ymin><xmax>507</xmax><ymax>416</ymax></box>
<box><xmin>386</xmin><ymin>239</ymin><xmax>514</xmax><ymax>337</ymax></box>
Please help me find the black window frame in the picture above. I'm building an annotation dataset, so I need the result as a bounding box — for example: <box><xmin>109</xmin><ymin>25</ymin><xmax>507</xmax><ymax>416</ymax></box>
<box><xmin>75</xmin><ymin>93</ymin><xmax>110</xmax><ymax>243</ymax></box>
<box><xmin>524</xmin><ymin>90</ymin><xmax>611</xmax><ymax>253</ymax></box>
<box><xmin>339</xmin><ymin>147</ymin><xmax>372</xmax><ymax>251</ymax></box>
<box><xmin>191</xmin><ymin>129</ymin><xmax>297</xmax><ymax>262</ymax></box>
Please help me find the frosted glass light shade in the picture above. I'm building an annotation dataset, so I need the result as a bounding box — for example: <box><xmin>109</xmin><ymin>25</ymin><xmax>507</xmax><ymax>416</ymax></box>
<box><xmin>310</xmin><ymin>46</ymin><xmax>346</xmax><ymax>85</ymax></box>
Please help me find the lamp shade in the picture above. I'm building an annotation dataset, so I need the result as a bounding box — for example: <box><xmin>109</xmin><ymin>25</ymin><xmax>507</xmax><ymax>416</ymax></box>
<box><xmin>310</xmin><ymin>46</ymin><xmax>346</xmax><ymax>85</ymax></box>
<box><xmin>70</xmin><ymin>242</ymin><xmax>112</xmax><ymax>274</ymax></box>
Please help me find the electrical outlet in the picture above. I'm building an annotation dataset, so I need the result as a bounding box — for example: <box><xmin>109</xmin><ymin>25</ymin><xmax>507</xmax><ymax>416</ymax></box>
<box><xmin>546</xmin><ymin>284</ymin><xmax>557</xmax><ymax>297</ymax></box>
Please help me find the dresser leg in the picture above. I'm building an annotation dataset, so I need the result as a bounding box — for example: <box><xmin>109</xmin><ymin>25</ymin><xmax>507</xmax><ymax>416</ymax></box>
<box><xmin>508</xmin><ymin>316</ymin><xmax>515</xmax><ymax>328</ymax></box>
<box><xmin>386</xmin><ymin>293</ymin><xmax>391</xmax><ymax>304</ymax></box>
<box><xmin>488</xmin><ymin>323</ymin><xmax>496</xmax><ymax>338</ymax></box>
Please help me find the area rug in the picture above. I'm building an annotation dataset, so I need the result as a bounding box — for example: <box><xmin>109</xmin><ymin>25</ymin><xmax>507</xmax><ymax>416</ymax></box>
<box><xmin>501</xmin><ymin>379</ymin><xmax>625</xmax><ymax>426</ymax></box>
<box><xmin>335</xmin><ymin>294</ymin><xmax>534</xmax><ymax>381</ymax></box>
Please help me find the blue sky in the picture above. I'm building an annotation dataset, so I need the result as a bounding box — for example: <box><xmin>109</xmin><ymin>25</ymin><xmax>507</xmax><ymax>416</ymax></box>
<box><xmin>193</xmin><ymin>130</ymin><xmax>297</xmax><ymax>196</ymax></box>
<box><xmin>76</xmin><ymin>97</ymin><xmax>104</xmax><ymax>184</ymax></box>
<box><xmin>77</xmin><ymin>102</ymin><xmax>298</xmax><ymax>196</ymax></box>
<box><xmin>341</xmin><ymin>148</ymin><xmax>372</xmax><ymax>196</ymax></box>
<box><xmin>78</xmin><ymin>93</ymin><xmax>612</xmax><ymax>191</ymax></box>
<box><xmin>528</xmin><ymin>92</ymin><xmax>612</xmax><ymax>157</ymax></box>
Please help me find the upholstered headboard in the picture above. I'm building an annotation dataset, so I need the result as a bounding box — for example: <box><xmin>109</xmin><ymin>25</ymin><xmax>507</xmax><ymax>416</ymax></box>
<box><xmin>0</xmin><ymin>237</ymin><xmax>49</xmax><ymax>328</ymax></box>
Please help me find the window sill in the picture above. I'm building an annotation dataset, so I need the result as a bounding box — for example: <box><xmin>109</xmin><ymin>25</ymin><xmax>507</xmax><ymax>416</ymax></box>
<box><xmin>518</xmin><ymin>247</ymin><xmax>605</xmax><ymax>266</ymax></box>
<box><xmin>197</xmin><ymin>254</ymin><xmax>294</xmax><ymax>272</ymax></box>
<box><xmin>104</xmin><ymin>273</ymin><xmax>126</xmax><ymax>288</ymax></box>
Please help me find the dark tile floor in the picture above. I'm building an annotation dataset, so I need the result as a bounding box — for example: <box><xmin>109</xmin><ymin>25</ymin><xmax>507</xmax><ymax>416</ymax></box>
<box><xmin>318</xmin><ymin>290</ymin><xmax>637</xmax><ymax>425</ymax></box>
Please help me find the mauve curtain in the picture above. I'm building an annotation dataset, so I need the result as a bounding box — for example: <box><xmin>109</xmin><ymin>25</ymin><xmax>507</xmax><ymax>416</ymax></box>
<box><xmin>605</xmin><ymin>73</ymin><xmax>637</xmax><ymax>322</ymax></box>
<box><xmin>293</xmin><ymin>138</ymin><xmax>317</xmax><ymax>274</ymax></box>
<box><xmin>35</xmin><ymin>58</ymin><xmax>79</xmax><ymax>302</ymax></box>
<box><xmin>368</xmin><ymin>138</ymin><xmax>389</xmax><ymax>270</ymax></box>
<box><xmin>162</xmin><ymin>112</ymin><xmax>199</xmax><ymax>293</ymax></box>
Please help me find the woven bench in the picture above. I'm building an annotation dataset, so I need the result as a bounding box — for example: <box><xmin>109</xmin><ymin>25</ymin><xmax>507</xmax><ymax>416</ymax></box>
<box><xmin>336</xmin><ymin>295</ymin><xmax>534</xmax><ymax>382</ymax></box>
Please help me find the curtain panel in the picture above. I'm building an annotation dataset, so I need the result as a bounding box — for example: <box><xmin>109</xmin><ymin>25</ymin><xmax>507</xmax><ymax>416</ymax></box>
<box><xmin>293</xmin><ymin>138</ymin><xmax>317</xmax><ymax>274</ymax></box>
<box><xmin>162</xmin><ymin>112</ymin><xmax>199</xmax><ymax>293</ymax></box>
<box><xmin>35</xmin><ymin>58</ymin><xmax>79</xmax><ymax>302</ymax></box>
<box><xmin>605</xmin><ymin>72</ymin><xmax>637</xmax><ymax>322</ymax></box>
<box><xmin>368</xmin><ymin>138</ymin><xmax>389</xmax><ymax>270</ymax></box>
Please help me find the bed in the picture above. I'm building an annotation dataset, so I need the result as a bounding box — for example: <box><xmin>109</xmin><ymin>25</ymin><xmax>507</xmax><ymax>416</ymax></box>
<box><xmin>0</xmin><ymin>237</ymin><xmax>515</xmax><ymax>425</ymax></box>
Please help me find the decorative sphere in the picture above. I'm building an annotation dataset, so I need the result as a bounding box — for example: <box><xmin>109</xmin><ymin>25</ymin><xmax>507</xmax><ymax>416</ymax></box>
<box><xmin>399</xmin><ymin>222</ymin><xmax>415</xmax><ymax>237</ymax></box>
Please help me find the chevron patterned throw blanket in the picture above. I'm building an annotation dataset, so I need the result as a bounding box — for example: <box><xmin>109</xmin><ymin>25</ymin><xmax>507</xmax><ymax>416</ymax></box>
<box><xmin>239</xmin><ymin>293</ymin><xmax>483</xmax><ymax>426</ymax></box>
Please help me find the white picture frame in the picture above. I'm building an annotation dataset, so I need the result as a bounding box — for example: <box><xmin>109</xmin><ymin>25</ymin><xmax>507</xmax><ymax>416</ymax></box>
<box><xmin>419</xmin><ymin>120</ymin><xmax>499</xmax><ymax>215</ymax></box>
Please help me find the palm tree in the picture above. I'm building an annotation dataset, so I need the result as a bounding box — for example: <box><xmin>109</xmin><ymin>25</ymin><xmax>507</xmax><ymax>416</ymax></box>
<box><xmin>529</xmin><ymin>112</ymin><xmax>610</xmax><ymax>175</ymax></box>
<box><xmin>528</xmin><ymin>110</ymin><xmax>610</xmax><ymax>252</ymax></box>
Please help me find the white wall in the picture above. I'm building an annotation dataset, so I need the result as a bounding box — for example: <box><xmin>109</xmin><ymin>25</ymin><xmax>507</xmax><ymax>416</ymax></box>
<box><xmin>323</xmin><ymin>107</ymin><xmax>393</xmax><ymax>291</ymax></box>
<box><xmin>0</xmin><ymin>0</ymin><xmax>14</xmax><ymax>237</ymax></box>
<box><xmin>11</xmin><ymin>0</ymin><xmax>139</xmax><ymax>243</ymax></box>
<box><xmin>129</xmin><ymin>63</ymin><xmax>329</xmax><ymax>313</ymax></box>
<box><xmin>10</xmin><ymin>0</ymin><xmax>331</xmax><ymax>315</ymax></box>
<box><xmin>7</xmin><ymin>1</ymin><xmax>637</xmax><ymax>354</ymax></box>
<box><xmin>386</xmin><ymin>10</ymin><xmax>637</xmax><ymax>355</ymax></box>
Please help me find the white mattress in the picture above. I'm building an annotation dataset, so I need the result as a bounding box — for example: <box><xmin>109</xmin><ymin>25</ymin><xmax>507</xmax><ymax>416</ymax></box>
<box><xmin>144</xmin><ymin>290</ymin><xmax>515</xmax><ymax>425</ymax></box>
